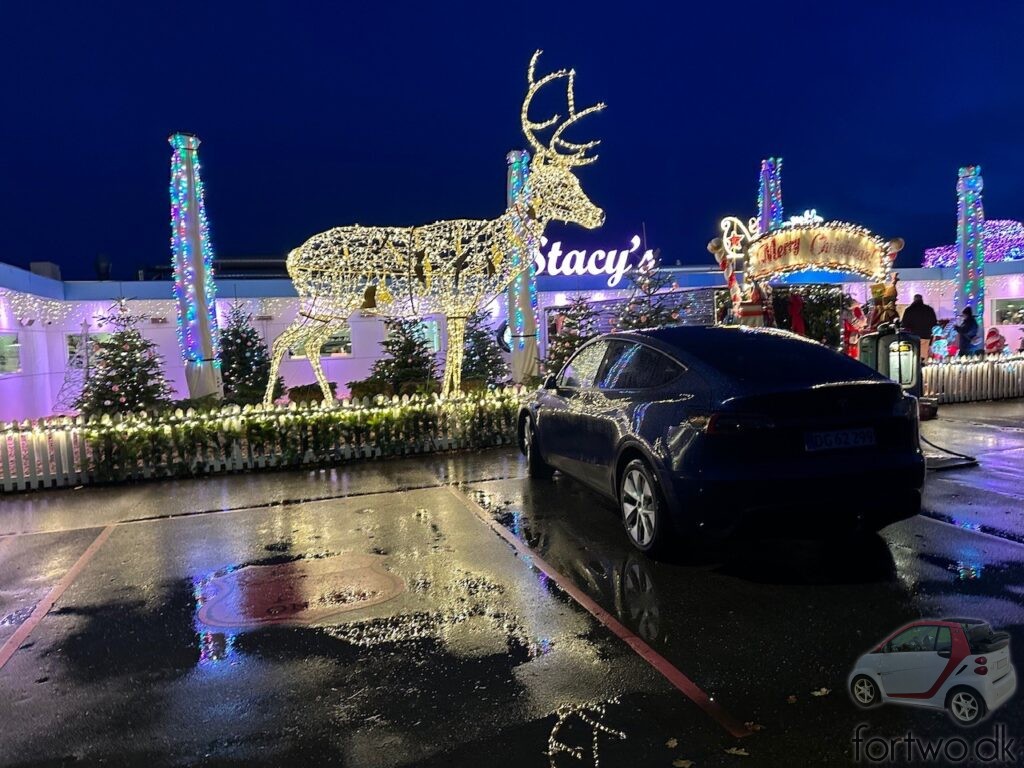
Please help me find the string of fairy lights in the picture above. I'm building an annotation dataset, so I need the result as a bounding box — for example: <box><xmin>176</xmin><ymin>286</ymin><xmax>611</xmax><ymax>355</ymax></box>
<box><xmin>169</xmin><ymin>133</ymin><xmax>221</xmax><ymax>366</ymax></box>
<box><xmin>954</xmin><ymin>166</ymin><xmax>985</xmax><ymax>322</ymax></box>
<box><xmin>261</xmin><ymin>50</ymin><xmax>604</xmax><ymax>405</ymax></box>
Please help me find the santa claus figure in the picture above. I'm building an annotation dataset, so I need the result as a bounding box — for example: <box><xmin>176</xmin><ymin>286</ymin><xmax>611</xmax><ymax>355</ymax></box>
<box><xmin>788</xmin><ymin>292</ymin><xmax>806</xmax><ymax>336</ymax></box>
<box><xmin>843</xmin><ymin>298</ymin><xmax>866</xmax><ymax>358</ymax></box>
<box><xmin>984</xmin><ymin>327</ymin><xmax>1007</xmax><ymax>356</ymax></box>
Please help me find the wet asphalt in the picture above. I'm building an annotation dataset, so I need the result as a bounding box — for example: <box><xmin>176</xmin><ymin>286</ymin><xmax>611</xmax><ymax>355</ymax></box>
<box><xmin>0</xmin><ymin>401</ymin><xmax>1022</xmax><ymax>767</ymax></box>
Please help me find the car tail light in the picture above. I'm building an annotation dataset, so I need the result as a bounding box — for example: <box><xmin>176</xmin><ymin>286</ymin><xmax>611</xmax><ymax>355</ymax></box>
<box><xmin>975</xmin><ymin>657</ymin><xmax>987</xmax><ymax>665</ymax></box>
<box><xmin>974</xmin><ymin>666</ymin><xmax>988</xmax><ymax>676</ymax></box>
<box><xmin>706</xmin><ymin>414</ymin><xmax>776</xmax><ymax>434</ymax></box>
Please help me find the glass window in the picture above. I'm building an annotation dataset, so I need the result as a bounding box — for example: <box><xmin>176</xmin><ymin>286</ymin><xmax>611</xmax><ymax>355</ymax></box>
<box><xmin>558</xmin><ymin>341</ymin><xmax>607</xmax><ymax>389</ymax></box>
<box><xmin>993</xmin><ymin>298</ymin><xmax>1024</xmax><ymax>326</ymax></box>
<box><xmin>597</xmin><ymin>343</ymin><xmax>684</xmax><ymax>390</ymax></box>
<box><xmin>935</xmin><ymin>627</ymin><xmax>952</xmax><ymax>653</ymax></box>
<box><xmin>289</xmin><ymin>327</ymin><xmax>352</xmax><ymax>358</ymax></box>
<box><xmin>66</xmin><ymin>333</ymin><xmax>112</xmax><ymax>367</ymax></box>
<box><xmin>384</xmin><ymin>319</ymin><xmax>441</xmax><ymax>354</ymax></box>
<box><xmin>0</xmin><ymin>334</ymin><xmax>21</xmax><ymax>374</ymax></box>
<box><xmin>887</xmin><ymin>625</ymin><xmax>938</xmax><ymax>653</ymax></box>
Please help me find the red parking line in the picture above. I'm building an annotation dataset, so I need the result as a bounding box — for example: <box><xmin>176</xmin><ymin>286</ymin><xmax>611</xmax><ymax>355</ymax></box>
<box><xmin>446</xmin><ymin>487</ymin><xmax>752</xmax><ymax>739</ymax></box>
<box><xmin>0</xmin><ymin>524</ymin><xmax>115</xmax><ymax>672</ymax></box>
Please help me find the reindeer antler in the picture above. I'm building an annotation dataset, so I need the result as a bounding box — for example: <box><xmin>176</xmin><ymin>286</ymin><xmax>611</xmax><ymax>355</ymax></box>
<box><xmin>521</xmin><ymin>51</ymin><xmax>605</xmax><ymax>166</ymax></box>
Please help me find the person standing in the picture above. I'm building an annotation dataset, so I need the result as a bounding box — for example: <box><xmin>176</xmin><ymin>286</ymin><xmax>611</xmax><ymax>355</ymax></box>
<box><xmin>953</xmin><ymin>306</ymin><xmax>979</xmax><ymax>357</ymax></box>
<box><xmin>901</xmin><ymin>294</ymin><xmax>938</xmax><ymax>358</ymax></box>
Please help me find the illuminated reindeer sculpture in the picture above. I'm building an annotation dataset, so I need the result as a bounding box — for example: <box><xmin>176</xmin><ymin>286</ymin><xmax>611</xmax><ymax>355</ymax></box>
<box><xmin>264</xmin><ymin>51</ymin><xmax>605</xmax><ymax>406</ymax></box>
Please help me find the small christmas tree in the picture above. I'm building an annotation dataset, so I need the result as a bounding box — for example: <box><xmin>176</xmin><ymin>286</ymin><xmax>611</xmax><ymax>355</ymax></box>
<box><xmin>366</xmin><ymin>318</ymin><xmax>438</xmax><ymax>394</ymax></box>
<box><xmin>75</xmin><ymin>303</ymin><xmax>173</xmax><ymax>415</ymax></box>
<box><xmin>612</xmin><ymin>261</ymin><xmax>679</xmax><ymax>332</ymax></box>
<box><xmin>544</xmin><ymin>294</ymin><xmax>598</xmax><ymax>376</ymax></box>
<box><xmin>219</xmin><ymin>302</ymin><xmax>284</xmax><ymax>405</ymax></box>
<box><xmin>461</xmin><ymin>311</ymin><xmax>508</xmax><ymax>387</ymax></box>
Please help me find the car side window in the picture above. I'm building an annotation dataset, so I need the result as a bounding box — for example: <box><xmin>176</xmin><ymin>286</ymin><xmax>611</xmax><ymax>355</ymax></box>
<box><xmin>935</xmin><ymin>626</ymin><xmax>952</xmax><ymax>653</ymax></box>
<box><xmin>887</xmin><ymin>625</ymin><xmax>938</xmax><ymax>653</ymax></box>
<box><xmin>558</xmin><ymin>341</ymin><xmax>607</xmax><ymax>389</ymax></box>
<box><xmin>597</xmin><ymin>343</ymin><xmax>685</xmax><ymax>390</ymax></box>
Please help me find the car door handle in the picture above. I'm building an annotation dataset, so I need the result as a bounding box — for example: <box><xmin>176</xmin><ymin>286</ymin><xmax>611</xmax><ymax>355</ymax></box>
<box><xmin>937</xmin><ymin>650</ymin><xmax>951</xmax><ymax>658</ymax></box>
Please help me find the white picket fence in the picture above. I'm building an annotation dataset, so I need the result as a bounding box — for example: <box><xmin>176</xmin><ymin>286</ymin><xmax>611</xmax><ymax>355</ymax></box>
<box><xmin>923</xmin><ymin>354</ymin><xmax>1024</xmax><ymax>404</ymax></box>
<box><xmin>0</xmin><ymin>390</ymin><xmax>524</xmax><ymax>493</ymax></box>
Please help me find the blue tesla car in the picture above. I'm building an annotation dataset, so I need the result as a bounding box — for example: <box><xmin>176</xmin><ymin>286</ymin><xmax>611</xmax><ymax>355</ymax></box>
<box><xmin>518</xmin><ymin>326</ymin><xmax>924</xmax><ymax>553</ymax></box>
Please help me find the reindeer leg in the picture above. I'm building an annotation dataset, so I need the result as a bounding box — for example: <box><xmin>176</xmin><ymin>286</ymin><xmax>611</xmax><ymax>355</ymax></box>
<box><xmin>304</xmin><ymin>319</ymin><xmax>337</xmax><ymax>406</ymax></box>
<box><xmin>442</xmin><ymin>315</ymin><xmax>467</xmax><ymax>398</ymax></box>
<box><xmin>264</xmin><ymin>315</ymin><xmax>311</xmax><ymax>408</ymax></box>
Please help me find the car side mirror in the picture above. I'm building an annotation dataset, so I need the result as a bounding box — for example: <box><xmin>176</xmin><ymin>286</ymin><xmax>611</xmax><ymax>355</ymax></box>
<box><xmin>937</xmin><ymin>649</ymin><xmax>951</xmax><ymax>658</ymax></box>
<box><xmin>543</xmin><ymin>374</ymin><xmax>558</xmax><ymax>391</ymax></box>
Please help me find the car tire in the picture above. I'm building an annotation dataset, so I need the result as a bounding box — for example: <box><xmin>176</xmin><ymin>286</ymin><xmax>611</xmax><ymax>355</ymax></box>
<box><xmin>619</xmin><ymin>459</ymin><xmax>669</xmax><ymax>554</ymax></box>
<box><xmin>850</xmin><ymin>675</ymin><xmax>881</xmax><ymax>709</ymax></box>
<box><xmin>946</xmin><ymin>686</ymin><xmax>986</xmax><ymax>727</ymax></box>
<box><xmin>522</xmin><ymin>415</ymin><xmax>554</xmax><ymax>479</ymax></box>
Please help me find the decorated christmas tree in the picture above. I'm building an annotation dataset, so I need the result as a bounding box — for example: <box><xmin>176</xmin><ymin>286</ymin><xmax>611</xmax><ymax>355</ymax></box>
<box><xmin>612</xmin><ymin>261</ymin><xmax>679</xmax><ymax>332</ymax></box>
<box><xmin>220</xmin><ymin>302</ymin><xmax>284</xmax><ymax>405</ymax></box>
<box><xmin>75</xmin><ymin>304</ymin><xmax>173</xmax><ymax>415</ymax></box>
<box><xmin>461</xmin><ymin>311</ymin><xmax>508</xmax><ymax>387</ymax></box>
<box><xmin>364</xmin><ymin>318</ymin><xmax>438</xmax><ymax>395</ymax></box>
<box><xmin>544</xmin><ymin>294</ymin><xmax>598</xmax><ymax>376</ymax></box>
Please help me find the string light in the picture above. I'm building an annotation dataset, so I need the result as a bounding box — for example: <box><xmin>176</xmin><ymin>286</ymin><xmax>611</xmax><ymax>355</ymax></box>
<box><xmin>169</xmin><ymin>133</ymin><xmax>221</xmax><ymax>368</ymax></box>
<box><xmin>757</xmin><ymin>157</ymin><xmax>784</xmax><ymax>233</ymax></box>
<box><xmin>953</xmin><ymin>166</ymin><xmax>985</xmax><ymax>325</ymax></box>
<box><xmin>924</xmin><ymin>218</ymin><xmax>1023</xmax><ymax>268</ymax></box>
<box><xmin>264</xmin><ymin>50</ymin><xmax>606</xmax><ymax>405</ymax></box>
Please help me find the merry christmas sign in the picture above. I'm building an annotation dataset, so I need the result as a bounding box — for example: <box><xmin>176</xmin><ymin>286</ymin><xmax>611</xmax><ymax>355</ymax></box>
<box><xmin>746</xmin><ymin>223</ymin><xmax>892</xmax><ymax>281</ymax></box>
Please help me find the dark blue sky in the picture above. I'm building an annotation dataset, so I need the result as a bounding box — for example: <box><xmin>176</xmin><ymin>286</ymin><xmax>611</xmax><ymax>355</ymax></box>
<box><xmin>3</xmin><ymin>2</ymin><xmax>1023</xmax><ymax>279</ymax></box>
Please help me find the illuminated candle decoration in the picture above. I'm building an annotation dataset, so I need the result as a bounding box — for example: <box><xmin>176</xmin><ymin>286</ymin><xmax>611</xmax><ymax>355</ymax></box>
<box><xmin>954</xmin><ymin>166</ymin><xmax>985</xmax><ymax>328</ymax></box>
<box><xmin>169</xmin><ymin>132</ymin><xmax>222</xmax><ymax>399</ymax></box>
<box><xmin>263</xmin><ymin>51</ymin><xmax>606</xmax><ymax>405</ymax></box>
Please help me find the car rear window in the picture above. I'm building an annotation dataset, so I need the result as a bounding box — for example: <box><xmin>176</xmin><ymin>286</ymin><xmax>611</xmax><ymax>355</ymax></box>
<box><xmin>675</xmin><ymin>329</ymin><xmax>878</xmax><ymax>385</ymax></box>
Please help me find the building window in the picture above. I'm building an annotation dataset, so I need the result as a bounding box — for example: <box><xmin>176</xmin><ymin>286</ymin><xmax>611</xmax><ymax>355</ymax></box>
<box><xmin>993</xmin><ymin>298</ymin><xmax>1024</xmax><ymax>326</ymax></box>
<box><xmin>66</xmin><ymin>333</ymin><xmax>112</xmax><ymax>368</ymax></box>
<box><xmin>384</xmin><ymin>319</ymin><xmax>442</xmax><ymax>353</ymax></box>
<box><xmin>0</xmin><ymin>334</ymin><xmax>21</xmax><ymax>374</ymax></box>
<box><xmin>289</xmin><ymin>327</ymin><xmax>352</xmax><ymax>359</ymax></box>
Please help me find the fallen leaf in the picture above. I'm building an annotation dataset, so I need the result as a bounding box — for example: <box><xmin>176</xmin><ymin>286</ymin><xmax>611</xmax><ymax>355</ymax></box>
<box><xmin>785</xmin><ymin>695</ymin><xmax>797</xmax><ymax>704</ymax></box>
<box><xmin>665</xmin><ymin>738</ymin><xmax>678</xmax><ymax>749</ymax></box>
<box><xmin>811</xmin><ymin>687</ymin><xmax>831</xmax><ymax>697</ymax></box>
<box><xmin>672</xmin><ymin>760</ymin><xmax>694</xmax><ymax>767</ymax></box>
<box><xmin>744</xmin><ymin>721</ymin><xmax>766</xmax><ymax>732</ymax></box>
<box><xmin>724</xmin><ymin>747</ymin><xmax>750</xmax><ymax>756</ymax></box>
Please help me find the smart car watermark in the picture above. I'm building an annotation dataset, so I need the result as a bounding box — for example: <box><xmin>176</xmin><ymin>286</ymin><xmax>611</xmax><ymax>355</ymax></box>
<box><xmin>848</xmin><ymin>617</ymin><xmax>1016</xmax><ymax>727</ymax></box>
<box><xmin>852</xmin><ymin>723</ymin><xmax>1017</xmax><ymax>763</ymax></box>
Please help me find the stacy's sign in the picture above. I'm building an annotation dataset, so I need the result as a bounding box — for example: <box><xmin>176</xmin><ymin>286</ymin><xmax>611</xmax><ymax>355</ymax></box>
<box><xmin>533</xmin><ymin>235</ymin><xmax>657</xmax><ymax>290</ymax></box>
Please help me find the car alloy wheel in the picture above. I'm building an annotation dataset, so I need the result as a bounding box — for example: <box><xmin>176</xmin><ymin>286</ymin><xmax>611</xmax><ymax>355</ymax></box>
<box><xmin>948</xmin><ymin>688</ymin><xmax>984</xmax><ymax>725</ymax></box>
<box><xmin>620</xmin><ymin>460</ymin><xmax>661</xmax><ymax>552</ymax></box>
<box><xmin>850</xmin><ymin>675</ymin><xmax>879</xmax><ymax>708</ymax></box>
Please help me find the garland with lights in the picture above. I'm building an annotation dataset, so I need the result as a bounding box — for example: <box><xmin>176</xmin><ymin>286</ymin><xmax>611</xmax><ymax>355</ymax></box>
<box><xmin>264</xmin><ymin>50</ymin><xmax>605</xmax><ymax>406</ymax></box>
<box><xmin>954</xmin><ymin>166</ymin><xmax>985</xmax><ymax>328</ymax></box>
<box><xmin>169</xmin><ymin>133</ymin><xmax>220</xmax><ymax>369</ymax></box>
<box><xmin>219</xmin><ymin>302</ymin><xmax>284</xmax><ymax>405</ymax></box>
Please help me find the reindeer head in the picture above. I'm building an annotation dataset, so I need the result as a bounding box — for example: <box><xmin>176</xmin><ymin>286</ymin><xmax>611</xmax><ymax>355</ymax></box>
<box><xmin>521</xmin><ymin>51</ymin><xmax>605</xmax><ymax>230</ymax></box>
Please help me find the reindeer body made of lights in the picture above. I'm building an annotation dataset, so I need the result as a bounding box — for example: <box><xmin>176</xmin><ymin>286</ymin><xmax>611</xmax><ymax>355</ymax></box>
<box><xmin>264</xmin><ymin>51</ymin><xmax>606</xmax><ymax>406</ymax></box>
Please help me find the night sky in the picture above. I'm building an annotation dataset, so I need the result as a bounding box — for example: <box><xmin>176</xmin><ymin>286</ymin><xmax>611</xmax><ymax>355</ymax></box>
<box><xmin>3</xmin><ymin>2</ymin><xmax>1023</xmax><ymax>280</ymax></box>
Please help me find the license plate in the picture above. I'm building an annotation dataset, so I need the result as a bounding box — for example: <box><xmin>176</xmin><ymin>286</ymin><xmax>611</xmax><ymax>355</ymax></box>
<box><xmin>804</xmin><ymin>428</ymin><xmax>876</xmax><ymax>452</ymax></box>
<box><xmin>998</xmin><ymin>658</ymin><xmax>1009</xmax><ymax>670</ymax></box>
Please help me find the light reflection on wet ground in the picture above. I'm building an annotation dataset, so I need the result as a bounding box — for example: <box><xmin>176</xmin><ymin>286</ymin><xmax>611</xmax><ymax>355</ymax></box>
<box><xmin>0</xmin><ymin>404</ymin><xmax>1022</xmax><ymax>766</ymax></box>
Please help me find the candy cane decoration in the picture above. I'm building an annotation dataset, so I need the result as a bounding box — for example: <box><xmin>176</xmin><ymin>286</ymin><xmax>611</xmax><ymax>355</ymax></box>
<box><xmin>707</xmin><ymin>237</ymin><xmax>743</xmax><ymax>312</ymax></box>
